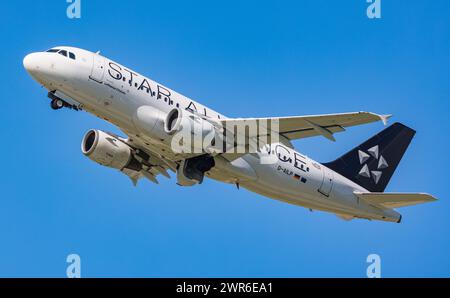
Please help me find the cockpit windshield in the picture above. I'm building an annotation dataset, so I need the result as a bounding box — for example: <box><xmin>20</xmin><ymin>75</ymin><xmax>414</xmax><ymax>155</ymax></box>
<box><xmin>46</xmin><ymin>48</ymin><xmax>76</xmax><ymax>60</ymax></box>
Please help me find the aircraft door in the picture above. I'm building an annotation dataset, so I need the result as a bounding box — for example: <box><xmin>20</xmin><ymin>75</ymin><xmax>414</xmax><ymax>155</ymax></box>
<box><xmin>90</xmin><ymin>53</ymin><xmax>105</xmax><ymax>83</ymax></box>
<box><xmin>318</xmin><ymin>167</ymin><xmax>334</xmax><ymax>197</ymax></box>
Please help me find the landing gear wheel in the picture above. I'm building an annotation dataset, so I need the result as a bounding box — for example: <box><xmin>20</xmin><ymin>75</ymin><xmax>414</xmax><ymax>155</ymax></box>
<box><xmin>50</xmin><ymin>99</ymin><xmax>64</xmax><ymax>110</ymax></box>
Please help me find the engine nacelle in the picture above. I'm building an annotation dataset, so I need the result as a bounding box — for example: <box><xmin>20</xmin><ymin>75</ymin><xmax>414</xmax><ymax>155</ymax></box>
<box><xmin>164</xmin><ymin>108</ymin><xmax>217</xmax><ymax>153</ymax></box>
<box><xmin>164</xmin><ymin>108</ymin><xmax>216</xmax><ymax>135</ymax></box>
<box><xmin>132</xmin><ymin>105</ymin><xmax>167</xmax><ymax>141</ymax></box>
<box><xmin>81</xmin><ymin>130</ymin><xmax>141</xmax><ymax>171</ymax></box>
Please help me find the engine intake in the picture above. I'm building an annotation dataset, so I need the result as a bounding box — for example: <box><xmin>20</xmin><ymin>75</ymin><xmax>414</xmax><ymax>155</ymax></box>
<box><xmin>165</xmin><ymin>108</ymin><xmax>181</xmax><ymax>134</ymax></box>
<box><xmin>164</xmin><ymin>108</ymin><xmax>218</xmax><ymax>153</ymax></box>
<box><xmin>165</xmin><ymin>108</ymin><xmax>216</xmax><ymax>135</ymax></box>
<box><xmin>81</xmin><ymin>130</ymin><xmax>141</xmax><ymax>171</ymax></box>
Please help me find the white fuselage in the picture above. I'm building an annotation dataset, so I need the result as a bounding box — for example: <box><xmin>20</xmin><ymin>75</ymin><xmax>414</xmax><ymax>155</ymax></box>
<box><xmin>23</xmin><ymin>46</ymin><xmax>401</xmax><ymax>222</ymax></box>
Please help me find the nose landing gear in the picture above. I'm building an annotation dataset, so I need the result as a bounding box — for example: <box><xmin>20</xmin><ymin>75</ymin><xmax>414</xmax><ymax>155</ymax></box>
<box><xmin>47</xmin><ymin>91</ymin><xmax>81</xmax><ymax>111</ymax></box>
<box><xmin>50</xmin><ymin>98</ymin><xmax>64</xmax><ymax>110</ymax></box>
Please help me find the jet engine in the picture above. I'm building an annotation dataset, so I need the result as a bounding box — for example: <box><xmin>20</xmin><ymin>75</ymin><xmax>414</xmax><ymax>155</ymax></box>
<box><xmin>81</xmin><ymin>129</ymin><xmax>141</xmax><ymax>171</ymax></box>
<box><xmin>132</xmin><ymin>105</ymin><xmax>167</xmax><ymax>141</ymax></box>
<box><xmin>164</xmin><ymin>108</ymin><xmax>215</xmax><ymax>135</ymax></box>
<box><xmin>164</xmin><ymin>108</ymin><xmax>218</xmax><ymax>153</ymax></box>
<box><xmin>132</xmin><ymin>106</ymin><xmax>221</xmax><ymax>153</ymax></box>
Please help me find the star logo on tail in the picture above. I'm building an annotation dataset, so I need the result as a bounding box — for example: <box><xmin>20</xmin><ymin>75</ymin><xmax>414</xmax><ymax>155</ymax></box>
<box><xmin>357</xmin><ymin>145</ymin><xmax>388</xmax><ymax>184</ymax></box>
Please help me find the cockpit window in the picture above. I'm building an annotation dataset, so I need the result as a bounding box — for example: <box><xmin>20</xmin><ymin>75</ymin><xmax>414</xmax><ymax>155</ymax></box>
<box><xmin>45</xmin><ymin>48</ymin><xmax>76</xmax><ymax>60</ymax></box>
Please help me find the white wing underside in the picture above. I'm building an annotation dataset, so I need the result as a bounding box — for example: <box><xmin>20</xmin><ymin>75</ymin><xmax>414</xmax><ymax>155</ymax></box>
<box><xmin>118</xmin><ymin>135</ymin><xmax>178</xmax><ymax>186</ymax></box>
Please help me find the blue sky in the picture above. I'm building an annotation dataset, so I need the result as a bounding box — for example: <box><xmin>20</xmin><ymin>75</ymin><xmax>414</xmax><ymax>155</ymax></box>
<box><xmin>0</xmin><ymin>0</ymin><xmax>449</xmax><ymax>277</ymax></box>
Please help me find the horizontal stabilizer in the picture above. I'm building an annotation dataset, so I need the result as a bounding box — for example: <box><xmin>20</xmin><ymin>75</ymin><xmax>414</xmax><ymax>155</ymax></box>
<box><xmin>354</xmin><ymin>192</ymin><xmax>437</xmax><ymax>209</ymax></box>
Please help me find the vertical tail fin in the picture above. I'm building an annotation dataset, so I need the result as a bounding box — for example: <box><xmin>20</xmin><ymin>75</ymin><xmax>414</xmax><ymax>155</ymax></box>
<box><xmin>324</xmin><ymin>122</ymin><xmax>415</xmax><ymax>192</ymax></box>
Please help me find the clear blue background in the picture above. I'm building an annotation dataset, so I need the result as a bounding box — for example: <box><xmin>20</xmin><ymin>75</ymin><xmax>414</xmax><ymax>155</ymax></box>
<box><xmin>0</xmin><ymin>0</ymin><xmax>448</xmax><ymax>277</ymax></box>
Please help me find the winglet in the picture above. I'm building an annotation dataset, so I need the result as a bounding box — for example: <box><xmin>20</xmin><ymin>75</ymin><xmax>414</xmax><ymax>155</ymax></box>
<box><xmin>379</xmin><ymin>114</ymin><xmax>392</xmax><ymax>126</ymax></box>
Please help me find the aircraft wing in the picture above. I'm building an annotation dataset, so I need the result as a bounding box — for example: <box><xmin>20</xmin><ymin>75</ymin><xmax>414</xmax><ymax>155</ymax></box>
<box><xmin>354</xmin><ymin>192</ymin><xmax>437</xmax><ymax>209</ymax></box>
<box><xmin>218</xmin><ymin>111</ymin><xmax>391</xmax><ymax>142</ymax></box>
<box><xmin>121</xmin><ymin>152</ymin><xmax>175</xmax><ymax>186</ymax></box>
<box><xmin>117</xmin><ymin>135</ymin><xmax>178</xmax><ymax>186</ymax></box>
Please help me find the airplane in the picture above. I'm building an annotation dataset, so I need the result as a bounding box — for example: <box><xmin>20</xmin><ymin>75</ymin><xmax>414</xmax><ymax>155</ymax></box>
<box><xmin>23</xmin><ymin>46</ymin><xmax>437</xmax><ymax>223</ymax></box>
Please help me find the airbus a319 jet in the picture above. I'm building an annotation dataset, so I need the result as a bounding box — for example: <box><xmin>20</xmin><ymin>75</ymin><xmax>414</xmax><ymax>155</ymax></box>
<box><xmin>23</xmin><ymin>46</ymin><xmax>436</xmax><ymax>223</ymax></box>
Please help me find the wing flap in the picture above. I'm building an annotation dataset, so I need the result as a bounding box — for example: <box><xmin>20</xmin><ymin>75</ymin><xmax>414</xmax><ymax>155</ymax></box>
<box><xmin>283</xmin><ymin>125</ymin><xmax>346</xmax><ymax>140</ymax></box>
<box><xmin>219</xmin><ymin>111</ymin><xmax>390</xmax><ymax>142</ymax></box>
<box><xmin>354</xmin><ymin>192</ymin><xmax>437</xmax><ymax>208</ymax></box>
<box><xmin>335</xmin><ymin>213</ymin><xmax>354</xmax><ymax>221</ymax></box>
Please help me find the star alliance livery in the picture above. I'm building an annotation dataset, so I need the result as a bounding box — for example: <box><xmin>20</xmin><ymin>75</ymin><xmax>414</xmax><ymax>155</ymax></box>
<box><xmin>23</xmin><ymin>46</ymin><xmax>436</xmax><ymax>223</ymax></box>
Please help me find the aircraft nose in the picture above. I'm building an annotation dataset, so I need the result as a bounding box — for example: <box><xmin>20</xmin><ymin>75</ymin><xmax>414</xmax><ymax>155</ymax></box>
<box><xmin>23</xmin><ymin>53</ymin><xmax>40</xmax><ymax>73</ymax></box>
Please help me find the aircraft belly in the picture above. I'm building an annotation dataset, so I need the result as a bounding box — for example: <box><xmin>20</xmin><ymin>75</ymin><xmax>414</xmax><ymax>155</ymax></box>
<box><xmin>237</xmin><ymin>153</ymin><xmax>383</xmax><ymax>218</ymax></box>
<box><xmin>240</xmin><ymin>179</ymin><xmax>397</xmax><ymax>221</ymax></box>
<box><xmin>239</xmin><ymin>180</ymin><xmax>346</xmax><ymax>213</ymax></box>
